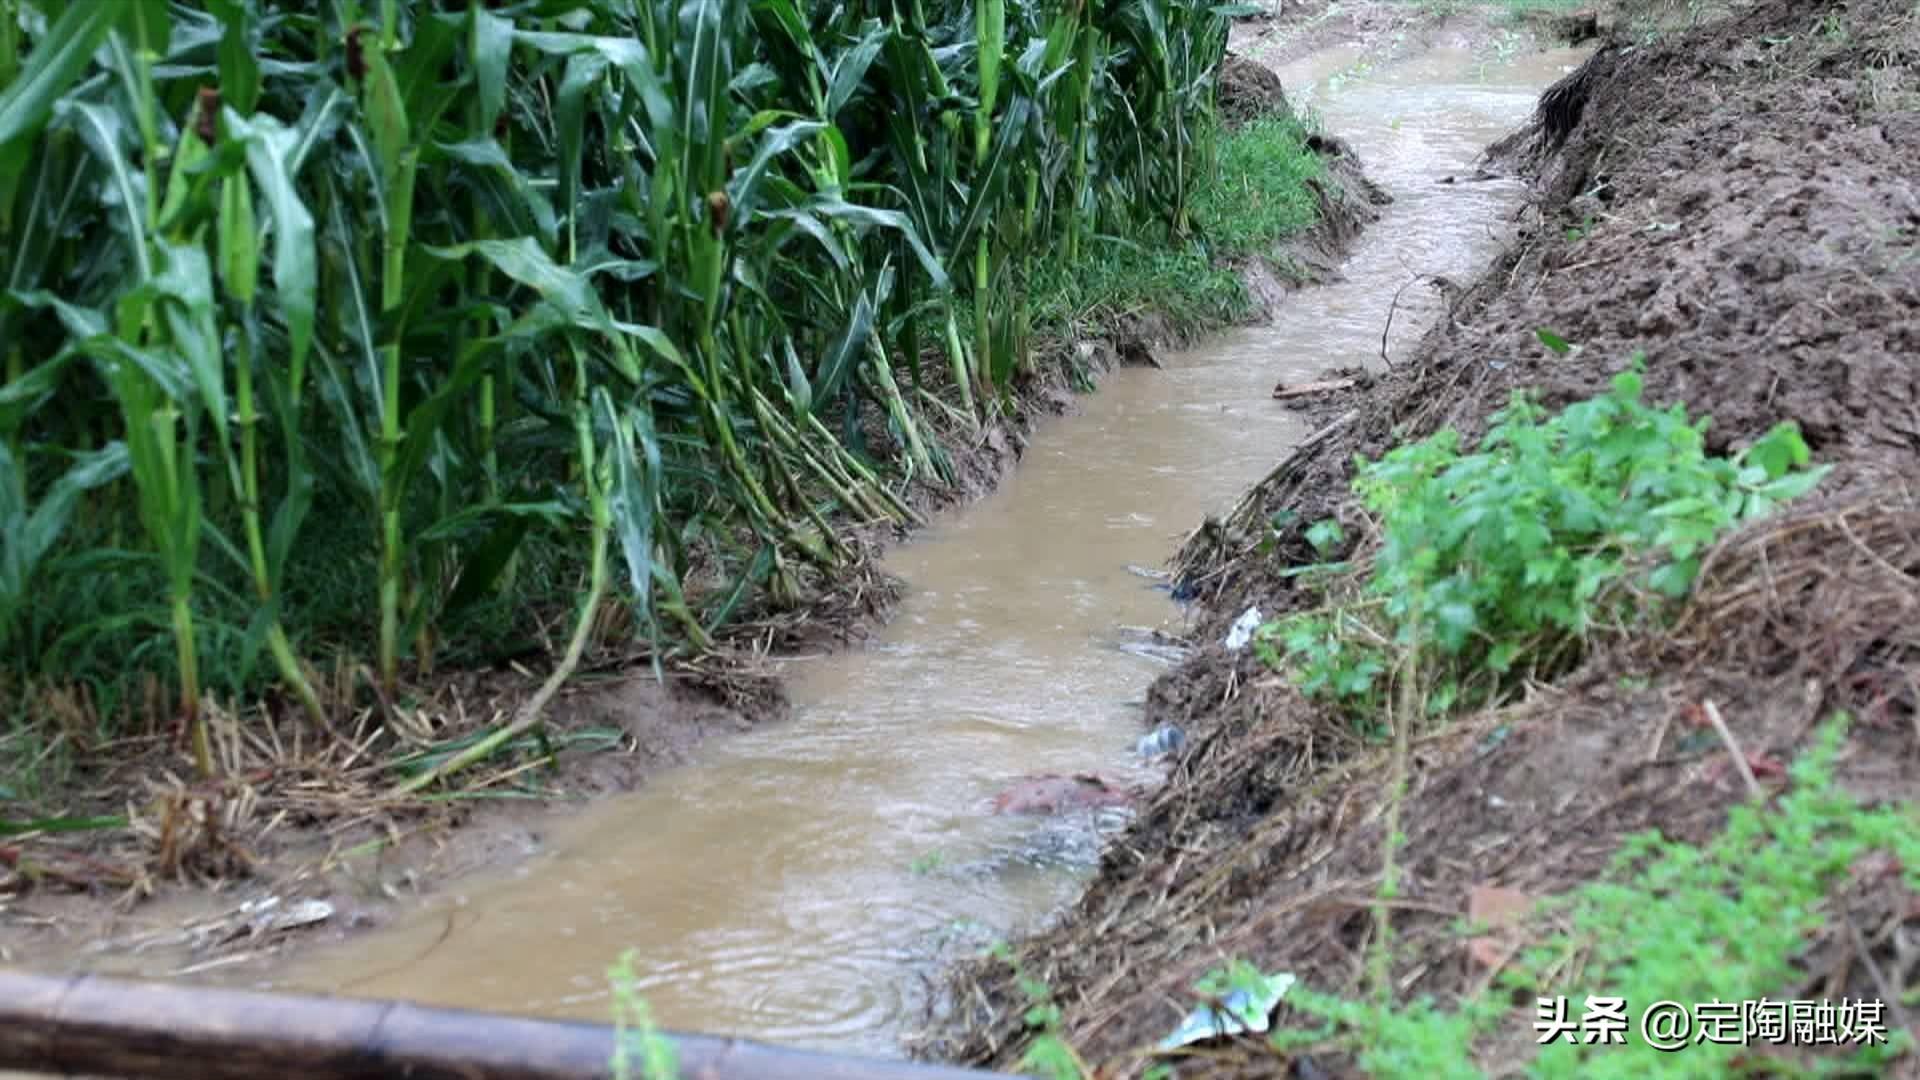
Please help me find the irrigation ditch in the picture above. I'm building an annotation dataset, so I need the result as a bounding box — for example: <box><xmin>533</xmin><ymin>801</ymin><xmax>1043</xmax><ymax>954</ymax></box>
<box><xmin>937</xmin><ymin>1</ymin><xmax>1920</xmax><ymax>1076</ymax></box>
<box><xmin>6</xmin><ymin>0</ymin><xmax>1917</xmax><ymax>1077</ymax></box>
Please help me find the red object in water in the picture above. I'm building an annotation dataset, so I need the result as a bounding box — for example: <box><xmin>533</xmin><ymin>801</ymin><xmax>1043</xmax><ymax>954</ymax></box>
<box><xmin>990</xmin><ymin>772</ymin><xmax>1138</xmax><ymax>815</ymax></box>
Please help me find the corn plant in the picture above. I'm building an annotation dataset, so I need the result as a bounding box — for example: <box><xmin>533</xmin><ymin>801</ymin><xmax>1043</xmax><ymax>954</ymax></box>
<box><xmin>0</xmin><ymin>0</ymin><xmax>1245</xmax><ymax>777</ymax></box>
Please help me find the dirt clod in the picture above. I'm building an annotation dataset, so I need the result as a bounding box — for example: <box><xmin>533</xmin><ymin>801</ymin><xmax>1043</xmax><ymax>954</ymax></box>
<box><xmin>1219</xmin><ymin>53</ymin><xmax>1294</xmax><ymax>127</ymax></box>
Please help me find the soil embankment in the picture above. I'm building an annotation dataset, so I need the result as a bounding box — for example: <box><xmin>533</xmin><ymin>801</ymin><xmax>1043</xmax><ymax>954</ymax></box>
<box><xmin>940</xmin><ymin>0</ymin><xmax>1920</xmax><ymax>1074</ymax></box>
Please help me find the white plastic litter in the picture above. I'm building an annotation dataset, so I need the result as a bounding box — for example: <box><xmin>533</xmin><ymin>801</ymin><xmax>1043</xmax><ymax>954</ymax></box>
<box><xmin>1223</xmin><ymin>606</ymin><xmax>1263</xmax><ymax>651</ymax></box>
<box><xmin>1157</xmin><ymin>971</ymin><xmax>1297</xmax><ymax>1050</ymax></box>
<box><xmin>1136</xmin><ymin>725</ymin><xmax>1187</xmax><ymax>758</ymax></box>
<box><xmin>242</xmin><ymin>896</ymin><xmax>334</xmax><ymax>936</ymax></box>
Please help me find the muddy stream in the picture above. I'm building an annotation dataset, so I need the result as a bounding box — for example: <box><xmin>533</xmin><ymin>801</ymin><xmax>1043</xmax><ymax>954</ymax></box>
<box><xmin>245</xmin><ymin>42</ymin><xmax>1586</xmax><ymax>1059</ymax></box>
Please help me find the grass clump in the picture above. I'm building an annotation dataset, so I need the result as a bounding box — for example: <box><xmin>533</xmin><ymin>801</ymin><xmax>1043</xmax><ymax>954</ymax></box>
<box><xmin>1028</xmin><ymin>115</ymin><xmax>1324</xmax><ymax>343</ymax></box>
<box><xmin>1256</xmin><ymin>357</ymin><xmax>1830</xmax><ymax>725</ymax></box>
<box><xmin>1192</xmin><ymin>116</ymin><xmax>1325</xmax><ymax>260</ymax></box>
<box><xmin>1224</xmin><ymin>717</ymin><xmax>1919</xmax><ymax>1078</ymax></box>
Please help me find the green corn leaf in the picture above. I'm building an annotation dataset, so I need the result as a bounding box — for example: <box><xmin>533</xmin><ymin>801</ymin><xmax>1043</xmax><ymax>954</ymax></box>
<box><xmin>61</xmin><ymin>100</ymin><xmax>152</xmax><ymax>282</ymax></box>
<box><xmin>154</xmin><ymin>241</ymin><xmax>228</xmax><ymax>446</ymax></box>
<box><xmin>950</xmin><ymin>96</ymin><xmax>1034</xmax><ymax>261</ymax></box>
<box><xmin>976</xmin><ymin>0</ymin><xmax>1006</xmax><ymax>118</ymax></box>
<box><xmin>809</xmin><ymin>197</ymin><xmax>948</xmax><ymax>290</ymax></box>
<box><xmin>728</xmin><ymin>119</ymin><xmax>825</xmax><ymax>227</ymax></box>
<box><xmin>783</xmin><ymin>337</ymin><xmax>812</xmax><ymax>414</ymax></box>
<box><xmin>441</xmin><ymin>512</ymin><xmax>535</xmax><ymax>617</ymax></box>
<box><xmin>0</xmin><ymin>441</ymin><xmax>128</xmax><ymax>628</ymax></box>
<box><xmin>471</xmin><ymin>7</ymin><xmax>515</xmax><ymax>131</ymax></box>
<box><xmin>427</xmin><ymin>237</ymin><xmax>616</xmax><ymax>336</ymax></box>
<box><xmin>603</xmin><ymin>391</ymin><xmax>659</xmax><ymax>627</ymax></box>
<box><xmin>762</xmin><ymin>207</ymin><xmax>850</xmax><ymax>272</ymax></box>
<box><xmin>0</xmin><ymin>814</ymin><xmax>131</xmax><ymax>836</ymax></box>
<box><xmin>433</xmin><ymin>136</ymin><xmax>559</xmax><ymax>247</ymax></box>
<box><xmin>8</xmin><ymin>289</ymin><xmax>108</xmax><ymax>341</ymax></box>
<box><xmin>682</xmin><ymin>0</ymin><xmax>729</xmax><ymax>180</ymax></box>
<box><xmin>0</xmin><ymin>347</ymin><xmax>75</xmax><ymax>435</ymax></box>
<box><xmin>555</xmin><ymin>51</ymin><xmax>609</xmax><ymax>245</ymax></box>
<box><xmin>263</xmin><ymin>438</ymin><xmax>314</xmax><ymax>589</ymax></box>
<box><xmin>0</xmin><ymin>0</ymin><xmax>123</xmax><ymax>149</ymax></box>
<box><xmin>356</xmin><ymin>25</ymin><xmax>411</xmax><ymax>212</ymax></box>
<box><xmin>85</xmin><ymin>338</ymin><xmax>194</xmax><ymax>406</ymax></box>
<box><xmin>388</xmin><ymin>337</ymin><xmax>503</xmax><ymax>506</ymax></box>
<box><xmin>420</xmin><ymin>500</ymin><xmax>572</xmax><ymax>546</ymax></box>
<box><xmin>704</xmin><ymin>543</ymin><xmax>774</xmax><ymax>632</ymax></box>
<box><xmin>812</xmin><ymin>288</ymin><xmax>876</xmax><ymax>408</ymax></box>
<box><xmin>427</xmin><ymin>238</ymin><xmax>690</xmax><ymax>385</ymax></box>
<box><xmin>206</xmin><ymin>0</ymin><xmax>261</xmax><ymax>114</ymax></box>
<box><xmin>825</xmin><ymin>23</ymin><xmax>888</xmax><ymax>122</ymax></box>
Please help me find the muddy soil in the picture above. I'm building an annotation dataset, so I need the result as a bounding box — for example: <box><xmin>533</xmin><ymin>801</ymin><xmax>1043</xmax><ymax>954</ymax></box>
<box><xmin>1229</xmin><ymin>0</ymin><xmax>1599</xmax><ymax>73</ymax></box>
<box><xmin>0</xmin><ymin>98</ymin><xmax>1385</xmax><ymax>984</ymax></box>
<box><xmin>938</xmin><ymin>0</ymin><xmax>1920</xmax><ymax>1074</ymax></box>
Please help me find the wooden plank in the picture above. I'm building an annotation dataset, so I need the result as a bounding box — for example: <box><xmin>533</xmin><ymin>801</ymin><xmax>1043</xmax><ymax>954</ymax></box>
<box><xmin>0</xmin><ymin>969</ymin><xmax>1020</xmax><ymax>1080</ymax></box>
<box><xmin>1270</xmin><ymin>378</ymin><xmax>1356</xmax><ymax>400</ymax></box>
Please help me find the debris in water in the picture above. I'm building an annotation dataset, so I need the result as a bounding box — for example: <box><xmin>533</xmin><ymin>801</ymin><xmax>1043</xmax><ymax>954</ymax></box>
<box><xmin>1157</xmin><ymin>970</ymin><xmax>1296</xmax><ymax>1050</ymax></box>
<box><xmin>990</xmin><ymin>773</ymin><xmax>1138</xmax><ymax>816</ymax></box>
<box><xmin>240</xmin><ymin>896</ymin><xmax>335</xmax><ymax>939</ymax></box>
<box><xmin>1136</xmin><ymin>725</ymin><xmax>1186</xmax><ymax>759</ymax></box>
<box><xmin>1224</xmin><ymin>606</ymin><xmax>1264</xmax><ymax>651</ymax></box>
<box><xmin>1271</xmin><ymin>377</ymin><xmax>1356</xmax><ymax>400</ymax></box>
<box><xmin>1124</xmin><ymin>563</ymin><xmax>1171</xmax><ymax>582</ymax></box>
<box><xmin>1116</xmin><ymin>641</ymin><xmax>1189</xmax><ymax>665</ymax></box>
<box><xmin>1106</xmin><ymin>626</ymin><xmax>1193</xmax><ymax>665</ymax></box>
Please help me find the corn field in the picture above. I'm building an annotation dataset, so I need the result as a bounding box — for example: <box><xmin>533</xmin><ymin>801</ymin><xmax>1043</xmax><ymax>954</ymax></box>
<box><xmin>0</xmin><ymin>0</ymin><xmax>1247</xmax><ymax>774</ymax></box>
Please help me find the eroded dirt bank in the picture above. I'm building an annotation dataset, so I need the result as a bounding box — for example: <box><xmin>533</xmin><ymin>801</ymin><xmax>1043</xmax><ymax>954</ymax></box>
<box><xmin>939</xmin><ymin>0</ymin><xmax>1920</xmax><ymax>1074</ymax></box>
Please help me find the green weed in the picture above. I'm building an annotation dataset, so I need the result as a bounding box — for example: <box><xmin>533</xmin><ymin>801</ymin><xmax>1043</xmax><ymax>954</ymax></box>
<box><xmin>609</xmin><ymin>950</ymin><xmax>679</xmax><ymax>1080</ymax></box>
<box><xmin>990</xmin><ymin>941</ymin><xmax>1094</xmax><ymax>1080</ymax></box>
<box><xmin>1256</xmin><ymin>357</ymin><xmax>1829</xmax><ymax>725</ymax></box>
<box><xmin>1026</xmin><ymin>114</ymin><xmax>1323</xmax><ymax>344</ymax></box>
<box><xmin>1224</xmin><ymin>717</ymin><xmax>1920</xmax><ymax>1078</ymax></box>
<box><xmin>1192</xmin><ymin>116</ymin><xmax>1325</xmax><ymax>260</ymax></box>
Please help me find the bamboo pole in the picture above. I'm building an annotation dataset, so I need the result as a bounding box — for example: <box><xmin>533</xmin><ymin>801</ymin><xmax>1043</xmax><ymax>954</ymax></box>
<box><xmin>0</xmin><ymin>969</ymin><xmax>1020</xmax><ymax>1080</ymax></box>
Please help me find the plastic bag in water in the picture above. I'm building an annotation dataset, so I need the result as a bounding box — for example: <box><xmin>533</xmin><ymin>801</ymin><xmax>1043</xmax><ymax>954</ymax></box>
<box><xmin>1136</xmin><ymin>725</ymin><xmax>1187</xmax><ymax>759</ymax></box>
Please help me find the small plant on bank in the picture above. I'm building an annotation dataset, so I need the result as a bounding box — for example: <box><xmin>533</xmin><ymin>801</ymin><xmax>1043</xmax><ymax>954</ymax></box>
<box><xmin>1520</xmin><ymin>718</ymin><xmax>1919</xmax><ymax>1079</ymax></box>
<box><xmin>609</xmin><ymin>950</ymin><xmax>679</xmax><ymax>1080</ymax></box>
<box><xmin>989</xmin><ymin>942</ymin><xmax>1093</xmax><ymax>1080</ymax></box>
<box><xmin>1176</xmin><ymin>718</ymin><xmax>1919</xmax><ymax>1078</ymax></box>
<box><xmin>1256</xmin><ymin>357</ymin><xmax>1830</xmax><ymax>724</ymax></box>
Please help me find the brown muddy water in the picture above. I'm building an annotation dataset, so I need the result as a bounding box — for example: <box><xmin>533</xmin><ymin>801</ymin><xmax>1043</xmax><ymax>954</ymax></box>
<box><xmin>254</xmin><ymin>43</ymin><xmax>1590</xmax><ymax>1059</ymax></box>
